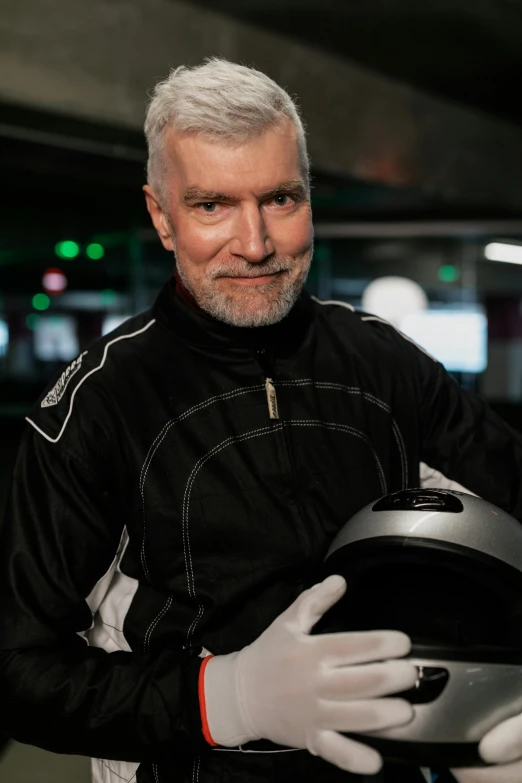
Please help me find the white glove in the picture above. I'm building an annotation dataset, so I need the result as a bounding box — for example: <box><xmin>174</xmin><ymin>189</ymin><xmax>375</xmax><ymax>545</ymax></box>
<box><xmin>452</xmin><ymin>712</ymin><xmax>522</xmax><ymax>783</ymax></box>
<box><xmin>202</xmin><ymin>574</ymin><xmax>417</xmax><ymax>775</ymax></box>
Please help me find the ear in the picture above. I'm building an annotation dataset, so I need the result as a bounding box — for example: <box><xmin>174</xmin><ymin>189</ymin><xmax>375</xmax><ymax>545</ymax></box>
<box><xmin>143</xmin><ymin>185</ymin><xmax>174</xmax><ymax>252</ymax></box>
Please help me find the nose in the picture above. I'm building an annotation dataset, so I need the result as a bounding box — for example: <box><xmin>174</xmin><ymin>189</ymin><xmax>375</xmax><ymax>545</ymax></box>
<box><xmin>229</xmin><ymin>204</ymin><xmax>275</xmax><ymax>263</ymax></box>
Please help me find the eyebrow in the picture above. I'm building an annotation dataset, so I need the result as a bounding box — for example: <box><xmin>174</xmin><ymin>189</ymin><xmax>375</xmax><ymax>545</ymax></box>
<box><xmin>182</xmin><ymin>179</ymin><xmax>307</xmax><ymax>204</ymax></box>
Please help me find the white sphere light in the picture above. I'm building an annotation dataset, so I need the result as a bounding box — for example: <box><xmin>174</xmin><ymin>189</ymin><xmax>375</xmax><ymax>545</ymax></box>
<box><xmin>361</xmin><ymin>276</ymin><xmax>428</xmax><ymax>327</ymax></box>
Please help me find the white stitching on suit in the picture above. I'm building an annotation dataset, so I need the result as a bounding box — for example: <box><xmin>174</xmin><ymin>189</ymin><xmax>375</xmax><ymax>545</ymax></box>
<box><xmin>182</xmin><ymin>424</ymin><xmax>284</xmax><ymax>644</ymax></box>
<box><xmin>313</xmin><ymin>294</ymin><xmax>425</xmax><ymax>488</ymax></box>
<box><xmin>191</xmin><ymin>755</ymin><xmax>201</xmax><ymax>783</ymax></box>
<box><xmin>181</xmin><ymin>420</ymin><xmax>385</xmax><ymax>646</ymax></box>
<box><xmin>139</xmin><ymin>385</ymin><xmax>265</xmax><ymax>491</ymax></box>
<box><xmin>139</xmin><ymin>385</ymin><xmax>264</xmax><ymax>583</ymax></box>
<box><xmin>289</xmin><ymin>420</ymin><xmax>387</xmax><ymax>495</ymax></box>
<box><xmin>275</xmin><ymin>380</ymin><xmax>408</xmax><ymax>488</ymax></box>
<box><xmin>143</xmin><ymin>595</ymin><xmax>173</xmax><ymax>653</ymax></box>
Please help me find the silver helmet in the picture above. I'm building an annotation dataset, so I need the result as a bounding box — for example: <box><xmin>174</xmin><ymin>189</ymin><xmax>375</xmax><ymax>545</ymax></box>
<box><xmin>317</xmin><ymin>487</ymin><xmax>522</xmax><ymax>768</ymax></box>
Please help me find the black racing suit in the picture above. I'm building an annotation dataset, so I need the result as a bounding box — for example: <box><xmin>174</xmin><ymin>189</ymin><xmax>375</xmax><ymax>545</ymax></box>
<box><xmin>1</xmin><ymin>279</ymin><xmax>522</xmax><ymax>783</ymax></box>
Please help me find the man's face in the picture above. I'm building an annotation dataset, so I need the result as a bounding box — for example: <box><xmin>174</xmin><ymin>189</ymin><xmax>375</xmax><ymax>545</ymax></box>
<box><xmin>144</xmin><ymin>121</ymin><xmax>313</xmax><ymax>327</ymax></box>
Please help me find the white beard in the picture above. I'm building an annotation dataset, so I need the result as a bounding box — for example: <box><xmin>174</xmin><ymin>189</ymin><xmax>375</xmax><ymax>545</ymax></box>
<box><xmin>175</xmin><ymin>252</ymin><xmax>311</xmax><ymax>328</ymax></box>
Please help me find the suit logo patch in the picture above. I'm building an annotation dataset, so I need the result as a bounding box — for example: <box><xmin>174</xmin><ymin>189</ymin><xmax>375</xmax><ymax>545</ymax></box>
<box><xmin>41</xmin><ymin>351</ymin><xmax>88</xmax><ymax>408</ymax></box>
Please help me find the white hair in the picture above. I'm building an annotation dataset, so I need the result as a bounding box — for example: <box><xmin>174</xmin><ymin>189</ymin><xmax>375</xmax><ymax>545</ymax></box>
<box><xmin>144</xmin><ymin>57</ymin><xmax>310</xmax><ymax>206</ymax></box>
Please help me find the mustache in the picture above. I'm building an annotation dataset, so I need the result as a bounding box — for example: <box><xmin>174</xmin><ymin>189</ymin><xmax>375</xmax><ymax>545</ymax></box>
<box><xmin>209</xmin><ymin>257</ymin><xmax>291</xmax><ymax>279</ymax></box>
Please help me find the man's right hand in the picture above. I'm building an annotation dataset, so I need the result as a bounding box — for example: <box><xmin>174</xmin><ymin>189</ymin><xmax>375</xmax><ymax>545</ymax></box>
<box><xmin>201</xmin><ymin>574</ymin><xmax>417</xmax><ymax>775</ymax></box>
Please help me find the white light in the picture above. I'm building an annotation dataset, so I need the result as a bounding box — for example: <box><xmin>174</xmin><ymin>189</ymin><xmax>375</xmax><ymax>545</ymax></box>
<box><xmin>34</xmin><ymin>316</ymin><xmax>79</xmax><ymax>361</ymax></box>
<box><xmin>0</xmin><ymin>320</ymin><xmax>8</xmax><ymax>357</ymax></box>
<box><xmin>361</xmin><ymin>276</ymin><xmax>428</xmax><ymax>327</ymax></box>
<box><xmin>102</xmin><ymin>315</ymin><xmax>131</xmax><ymax>336</ymax></box>
<box><xmin>484</xmin><ymin>242</ymin><xmax>522</xmax><ymax>265</ymax></box>
<box><xmin>399</xmin><ymin>309</ymin><xmax>488</xmax><ymax>373</ymax></box>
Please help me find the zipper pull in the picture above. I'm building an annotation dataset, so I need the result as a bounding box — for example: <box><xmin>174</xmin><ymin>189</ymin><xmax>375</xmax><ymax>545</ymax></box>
<box><xmin>265</xmin><ymin>377</ymin><xmax>280</xmax><ymax>420</ymax></box>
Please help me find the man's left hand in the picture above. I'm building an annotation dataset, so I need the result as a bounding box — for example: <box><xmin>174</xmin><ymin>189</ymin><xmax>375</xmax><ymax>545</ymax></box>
<box><xmin>452</xmin><ymin>713</ymin><xmax>522</xmax><ymax>782</ymax></box>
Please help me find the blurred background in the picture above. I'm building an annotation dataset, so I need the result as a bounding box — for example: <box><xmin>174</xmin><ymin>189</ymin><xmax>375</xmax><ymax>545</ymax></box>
<box><xmin>1</xmin><ymin>0</ymin><xmax>522</xmax><ymax>779</ymax></box>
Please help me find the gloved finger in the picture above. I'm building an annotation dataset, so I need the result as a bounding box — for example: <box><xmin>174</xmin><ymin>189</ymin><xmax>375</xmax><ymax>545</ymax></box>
<box><xmin>322</xmin><ymin>659</ymin><xmax>418</xmax><ymax>700</ymax></box>
<box><xmin>479</xmin><ymin>712</ymin><xmax>522</xmax><ymax>764</ymax></box>
<box><xmin>315</xmin><ymin>628</ymin><xmax>412</xmax><ymax>666</ymax></box>
<box><xmin>322</xmin><ymin>697</ymin><xmax>414</xmax><ymax>733</ymax></box>
<box><xmin>310</xmin><ymin>729</ymin><xmax>383</xmax><ymax>775</ymax></box>
<box><xmin>452</xmin><ymin>757</ymin><xmax>522</xmax><ymax>783</ymax></box>
<box><xmin>290</xmin><ymin>574</ymin><xmax>347</xmax><ymax>633</ymax></box>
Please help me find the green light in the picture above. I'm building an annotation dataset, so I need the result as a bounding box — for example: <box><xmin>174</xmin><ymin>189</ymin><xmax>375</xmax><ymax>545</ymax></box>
<box><xmin>438</xmin><ymin>265</ymin><xmax>459</xmax><ymax>283</ymax></box>
<box><xmin>314</xmin><ymin>243</ymin><xmax>329</xmax><ymax>263</ymax></box>
<box><xmin>55</xmin><ymin>240</ymin><xmax>80</xmax><ymax>259</ymax></box>
<box><xmin>100</xmin><ymin>288</ymin><xmax>116</xmax><ymax>307</ymax></box>
<box><xmin>86</xmin><ymin>242</ymin><xmax>105</xmax><ymax>260</ymax></box>
<box><xmin>32</xmin><ymin>293</ymin><xmax>50</xmax><ymax>311</ymax></box>
<box><xmin>26</xmin><ymin>314</ymin><xmax>41</xmax><ymax>330</ymax></box>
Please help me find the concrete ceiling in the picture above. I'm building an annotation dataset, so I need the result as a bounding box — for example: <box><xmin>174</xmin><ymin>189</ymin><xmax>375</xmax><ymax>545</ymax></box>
<box><xmin>0</xmin><ymin>0</ymin><xmax>521</xmax><ymax>275</ymax></box>
<box><xmin>189</xmin><ymin>0</ymin><xmax>522</xmax><ymax>125</ymax></box>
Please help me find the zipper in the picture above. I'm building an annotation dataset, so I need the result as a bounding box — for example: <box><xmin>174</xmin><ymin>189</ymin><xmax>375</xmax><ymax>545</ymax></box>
<box><xmin>255</xmin><ymin>347</ymin><xmax>311</xmax><ymax>554</ymax></box>
<box><xmin>255</xmin><ymin>348</ymin><xmax>280</xmax><ymax>420</ymax></box>
<box><xmin>265</xmin><ymin>377</ymin><xmax>279</xmax><ymax>420</ymax></box>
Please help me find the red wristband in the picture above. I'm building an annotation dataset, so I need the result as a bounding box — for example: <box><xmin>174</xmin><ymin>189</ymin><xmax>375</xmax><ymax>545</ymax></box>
<box><xmin>198</xmin><ymin>654</ymin><xmax>218</xmax><ymax>747</ymax></box>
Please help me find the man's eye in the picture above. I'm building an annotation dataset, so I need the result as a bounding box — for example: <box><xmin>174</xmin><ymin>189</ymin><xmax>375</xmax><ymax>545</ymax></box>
<box><xmin>198</xmin><ymin>202</ymin><xmax>218</xmax><ymax>213</ymax></box>
<box><xmin>272</xmin><ymin>194</ymin><xmax>293</xmax><ymax>206</ymax></box>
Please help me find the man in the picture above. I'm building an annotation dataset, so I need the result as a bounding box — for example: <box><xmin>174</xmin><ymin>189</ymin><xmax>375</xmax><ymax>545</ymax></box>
<box><xmin>1</xmin><ymin>58</ymin><xmax>522</xmax><ymax>783</ymax></box>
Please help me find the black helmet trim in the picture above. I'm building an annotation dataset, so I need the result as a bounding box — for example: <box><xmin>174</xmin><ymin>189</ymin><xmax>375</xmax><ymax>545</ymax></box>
<box><xmin>343</xmin><ymin>735</ymin><xmax>485</xmax><ymax>769</ymax></box>
<box><xmin>318</xmin><ymin>536</ymin><xmax>522</xmax><ymax>660</ymax></box>
<box><xmin>323</xmin><ymin>534</ymin><xmax>522</xmax><ymax>586</ymax></box>
<box><xmin>408</xmin><ymin>644</ymin><xmax>522</xmax><ymax>664</ymax></box>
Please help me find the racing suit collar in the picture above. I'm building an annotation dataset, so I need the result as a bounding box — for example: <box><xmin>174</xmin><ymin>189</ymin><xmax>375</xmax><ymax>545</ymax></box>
<box><xmin>152</xmin><ymin>275</ymin><xmax>314</xmax><ymax>352</ymax></box>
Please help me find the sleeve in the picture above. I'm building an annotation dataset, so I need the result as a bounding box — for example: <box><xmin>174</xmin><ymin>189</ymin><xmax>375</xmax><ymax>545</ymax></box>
<box><xmin>411</xmin><ymin>341</ymin><xmax>522</xmax><ymax>520</ymax></box>
<box><xmin>0</xmin><ymin>424</ymin><xmax>206</xmax><ymax>761</ymax></box>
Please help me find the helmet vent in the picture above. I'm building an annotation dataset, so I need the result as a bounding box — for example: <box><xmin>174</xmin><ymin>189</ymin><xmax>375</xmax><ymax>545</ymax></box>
<box><xmin>373</xmin><ymin>489</ymin><xmax>464</xmax><ymax>513</ymax></box>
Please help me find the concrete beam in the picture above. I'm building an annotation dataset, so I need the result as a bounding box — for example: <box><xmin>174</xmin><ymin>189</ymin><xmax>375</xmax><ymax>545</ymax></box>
<box><xmin>1</xmin><ymin>0</ymin><xmax>522</xmax><ymax>208</ymax></box>
<box><xmin>314</xmin><ymin>220</ymin><xmax>522</xmax><ymax>239</ymax></box>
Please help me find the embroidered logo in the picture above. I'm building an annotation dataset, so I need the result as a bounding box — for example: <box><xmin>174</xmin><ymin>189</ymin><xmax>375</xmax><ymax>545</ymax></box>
<box><xmin>41</xmin><ymin>351</ymin><xmax>88</xmax><ymax>408</ymax></box>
